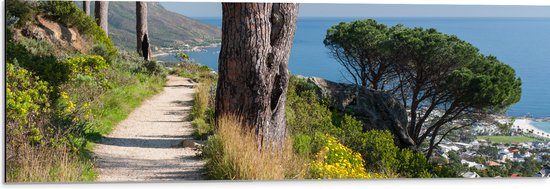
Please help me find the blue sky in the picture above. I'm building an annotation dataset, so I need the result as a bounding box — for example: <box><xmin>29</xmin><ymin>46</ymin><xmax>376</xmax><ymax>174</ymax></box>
<box><xmin>159</xmin><ymin>2</ymin><xmax>550</xmax><ymax>18</ymax></box>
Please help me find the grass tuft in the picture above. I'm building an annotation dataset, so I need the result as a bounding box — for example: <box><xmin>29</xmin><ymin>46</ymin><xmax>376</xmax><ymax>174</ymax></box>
<box><xmin>203</xmin><ymin>115</ymin><xmax>305</xmax><ymax>180</ymax></box>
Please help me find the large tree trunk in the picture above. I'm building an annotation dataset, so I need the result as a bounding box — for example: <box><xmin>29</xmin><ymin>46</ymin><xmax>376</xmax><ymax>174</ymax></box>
<box><xmin>136</xmin><ymin>2</ymin><xmax>150</xmax><ymax>60</ymax></box>
<box><xmin>95</xmin><ymin>1</ymin><xmax>109</xmax><ymax>35</ymax></box>
<box><xmin>215</xmin><ymin>3</ymin><xmax>299</xmax><ymax>149</ymax></box>
<box><xmin>83</xmin><ymin>1</ymin><xmax>91</xmax><ymax>16</ymax></box>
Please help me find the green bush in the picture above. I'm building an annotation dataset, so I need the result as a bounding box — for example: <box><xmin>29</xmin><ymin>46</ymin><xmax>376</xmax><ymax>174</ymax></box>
<box><xmin>305</xmin><ymin>135</ymin><xmax>391</xmax><ymax>179</ymax></box>
<box><xmin>38</xmin><ymin>1</ymin><xmax>116</xmax><ymax>61</ymax></box>
<box><xmin>286</xmin><ymin>76</ymin><xmax>334</xmax><ymax>136</ymax></box>
<box><xmin>143</xmin><ymin>61</ymin><xmax>167</xmax><ymax>76</ymax></box>
<box><xmin>285</xmin><ymin>75</ymin><xmax>432</xmax><ymax>177</ymax></box>
<box><xmin>64</xmin><ymin>55</ymin><xmax>109</xmax><ymax>78</ymax></box>
<box><xmin>170</xmin><ymin>62</ymin><xmax>217</xmax><ymax>82</ymax></box>
<box><xmin>345</xmin><ymin>129</ymin><xmax>400</xmax><ymax>173</ymax></box>
<box><xmin>6</xmin><ymin>63</ymin><xmax>51</xmax><ymax>147</ymax></box>
<box><xmin>6</xmin><ymin>0</ymin><xmax>36</xmax><ymax>27</ymax></box>
<box><xmin>396</xmin><ymin>149</ymin><xmax>432</xmax><ymax>178</ymax></box>
<box><xmin>7</xmin><ymin>38</ymin><xmax>68</xmax><ymax>90</ymax></box>
<box><xmin>293</xmin><ymin>133</ymin><xmax>313</xmax><ymax>157</ymax></box>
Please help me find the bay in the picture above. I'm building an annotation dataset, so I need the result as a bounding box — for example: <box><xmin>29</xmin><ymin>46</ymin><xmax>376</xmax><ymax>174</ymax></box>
<box><xmin>158</xmin><ymin>17</ymin><xmax>550</xmax><ymax>120</ymax></box>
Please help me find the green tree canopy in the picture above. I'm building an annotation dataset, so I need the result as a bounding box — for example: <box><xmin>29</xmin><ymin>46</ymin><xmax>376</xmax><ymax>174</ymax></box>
<box><xmin>324</xmin><ymin>19</ymin><xmax>395</xmax><ymax>89</ymax></box>
<box><xmin>324</xmin><ymin>19</ymin><xmax>522</xmax><ymax>159</ymax></box>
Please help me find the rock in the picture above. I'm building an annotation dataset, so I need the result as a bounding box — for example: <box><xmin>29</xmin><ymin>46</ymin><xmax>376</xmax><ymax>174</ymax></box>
<box><xmin>304</xmin><ymin>76</ymin><xmax>415</xmax><ymax>148</ymax></box>
<box><xmin>181</xmin><ymin>140</ymin><xmax>204</xmax><ymax>149</ymax></box>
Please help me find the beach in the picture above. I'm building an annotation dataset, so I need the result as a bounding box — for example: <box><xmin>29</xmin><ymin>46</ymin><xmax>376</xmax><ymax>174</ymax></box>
<box><xmin>513</xmin><ymin>118</ymin><xmax>550</xmax><ymax>138</ymax></box>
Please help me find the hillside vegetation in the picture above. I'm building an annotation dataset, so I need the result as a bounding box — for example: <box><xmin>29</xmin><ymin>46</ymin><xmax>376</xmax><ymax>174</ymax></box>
<box><xmin>6</xmin><ymin>1</ymin><xmax>166</xmax><ymax>182</ymax></box>
<box><xmin>75</xmin><ymin>1</ymin><xmax>221</xmax><ymax>51</ymax></box>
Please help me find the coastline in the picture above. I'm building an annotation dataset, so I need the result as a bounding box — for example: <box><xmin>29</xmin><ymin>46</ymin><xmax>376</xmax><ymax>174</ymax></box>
<box><xmin>513</xmin><ymin>118</ymin><xmax>550</xmax><ymax>138</ymax></box>
<box><xmin>152</xmin><ymin>42</ymin><xmax>221</xmax><ymax>58</ymax></box>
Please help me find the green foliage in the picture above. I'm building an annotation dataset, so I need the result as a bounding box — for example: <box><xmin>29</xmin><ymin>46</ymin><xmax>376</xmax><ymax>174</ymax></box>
<box><xmin>324</xmin><ymin>19</ymin><xmax>522</xmax><ymax>155</ymax></box>
<box><xmin>293</xmin><ymin>133</ymin><xmax>313</xmax><ymax>157</ymax></box>
<box><xmin>285</xmin><ymin>76</ymin><xmax>431</xmax><ymax>178</ymax></box>
<box><xmin>6</xmin><ymin>0</ymin><xmax>36</xmax><ymax>27</ymax></box>
<box><xmin>38</xmin><ymin>1</ymin><xmax>116</xmax><ymax>61</ymax></box>
<box><xmin>64</xmin><ymin>55</ymin><xmax>109</xmax><ymax>79</ymax></box>
<box><xmin>447</xmin><ymin>55</ymin><xmax>522</xmax><ymax>113</ymax></box>
<box><xmin>192</xmin><ymin>118</ymin><xmax>213</xmax><ymax>139</ymax></box>
<box><xmin>6</xmin><ymin>63</ymin><xmax>51</xmax><ymax>127</ymax></box>
<box><xmin>190</xmin><ymin>80</ymin><xmax>216</xmax><ymax>139</ymax></box>
<box><xmin>305</xmin><ymin>135</ymin><xmax>389</xmax><ymax>179</ymax></box>
<box><xmin>345</xmin><ymin>130</ymin><xmax>400</xmax><ymax>173</ymax></box>
<box><xmin>286</xmin><ymin>76</ymin><xmax>334</xmax><ymax>136</ymax></box>
<box><xmin>396</xmin><ymin>149</ymin><xmax>432</xmax><ymax>178</ymax></box>
<box><xmin>7</xmin><ymin>37</ymin><xmax>68</xmax><ymax>90</ymax></box>
<box><xmin>477</xmin><ymin>146</ymin><xmax>499</xmax><ymax>159</ymax></box>
<box><xmin>477</xmin><ymin>135</ymin><xmax>543</xmax><ymax>143</ymax></box>
<box><xmin>170</xmin><ymin>62</ymin><xmax>216</xmax><ymax>82</ymax></box>
<box><xmin>324</xmin><ymin>19</ymin><xmax>393</xmax><ymax>89</ymax></box>
<box><xmin>143</xmin><ymin>61</ymin><xmax>168</xmax><ymax>76</ymax></box>
<box><xmin>431</xmin><ymin>151</ymin><xmax>468</xmax><ymax>177</ymax></box>
<box><xmin>509</xmin><ymin>157</ymin><xmax>542</xmax><ymax>177</ymax></box>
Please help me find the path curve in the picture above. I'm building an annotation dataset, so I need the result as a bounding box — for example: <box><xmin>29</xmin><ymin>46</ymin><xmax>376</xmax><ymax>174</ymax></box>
<box><xmin>93</xmin><ymin>76</ymin><xmax>204</xmax><ymax>182</ymax></box>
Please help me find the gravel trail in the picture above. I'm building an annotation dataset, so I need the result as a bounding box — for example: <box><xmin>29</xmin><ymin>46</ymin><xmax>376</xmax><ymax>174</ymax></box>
<box><xmin>93</xmin><ymin>76</ymin><xmax>204</xmax><ymax>182</ymax></box>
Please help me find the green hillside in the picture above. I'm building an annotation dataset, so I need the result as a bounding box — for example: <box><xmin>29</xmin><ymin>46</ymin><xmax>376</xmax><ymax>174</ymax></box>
<box><xmin>78</xmin><ymin>2</ymin><xmax>221</xmax><ymax>51</ymax></box>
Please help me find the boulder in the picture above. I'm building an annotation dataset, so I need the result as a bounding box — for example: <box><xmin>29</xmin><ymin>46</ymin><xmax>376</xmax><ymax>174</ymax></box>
<box><xmin>304</xmin><ymin>76</ymin><xmax>415</xmax><ymax>148</ymax></box>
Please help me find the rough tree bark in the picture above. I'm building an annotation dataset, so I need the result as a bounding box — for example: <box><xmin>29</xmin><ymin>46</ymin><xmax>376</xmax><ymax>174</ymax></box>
<box><xmin>215</xmin><ymin>3</ymin><xmax>299</xmax><ymax>149</ymax></box>
<box><xmin>83</xmin><ymin>1</ymin><xmax>91</xmax><ymax>16</ymax></box>
<box><xmin>136</xmin><ymin>2</ymin><xmax>150</xmax><ymax>60</ymax></box>
<box><xmin>95</xmin><ymin>1</ymin><xmax>109</xmax><ymax>35</ymax></box>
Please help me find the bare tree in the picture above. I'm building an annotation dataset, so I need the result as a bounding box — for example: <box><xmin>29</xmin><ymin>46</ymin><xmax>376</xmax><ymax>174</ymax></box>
<box><xmin>215</xmin><ymin>3</ymin><xmax>299</xmax><ymax>149</ymax></box>
<box><xmin>136</xmin><ymin>2</ymin><xmax>150</xmax><ymax>60</ymax></box>
<box><xmin>95</xmin><ymin>1</ymin><xmax>109</xmax><ymax>35</ymax></box>
<box><xmin>83</xmin><ymin>1</ymin><xmax>91</xmax><ymax>16</ymax></box>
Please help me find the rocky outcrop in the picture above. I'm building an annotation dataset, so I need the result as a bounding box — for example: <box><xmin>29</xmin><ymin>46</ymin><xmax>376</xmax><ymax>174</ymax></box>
<box><xmin>16</xmin><ymin>16</ymin><xmax>90</xmax><ymax>55</ymax></box>
<box><xmin>303</xmin><ymin>76</ymin><xmax>415</xmax><ymax>148</ymax></box>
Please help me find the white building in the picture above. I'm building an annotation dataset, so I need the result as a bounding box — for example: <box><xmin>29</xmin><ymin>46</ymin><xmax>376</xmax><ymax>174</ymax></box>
<box><xmin>462</xmin><ymin>172</ymin><xmax>481</xmax><ymax>178</ymax></box>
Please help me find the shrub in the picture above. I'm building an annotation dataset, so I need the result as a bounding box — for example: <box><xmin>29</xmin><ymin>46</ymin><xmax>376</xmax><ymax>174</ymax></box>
<box><xmin>143</xmin><ymin>61</ymin><xmax>167</xmax><ymax>76</ymax></box>
<box><xmin>6</xmin><ymin>0</ymin><xmax>36</xmax><ymax>27</ymax></box>
<box><xmin>64</xmin><ymin>55</ymin><xmax>109</xmax><ymax>79</ymax></box>
<box><xmin>6</xmin><ymin>63</ymin><xmax>51</xmax><ymax>127</ymax></box>
<box><xmin>305</xmin><ymin>135</ymin><xmax>391</xmax><ymax>179</ymax></box>
<box><xmin>347</xmin><ymin>130</ymin><xmax>400</xmax><ymax>174</ymax></box>
<box><xmin>170</xmin><ymin>62</ymin><xmax>217</xmax><ymax>82</ymax></box>
<box><xmin>7</xmin><ymin>39</ymin><xmax>68</xmax><ymax>89</ymax></box>
<box><xmin>6</xmin><ymin>63</ymin><xmax>51</xmax><ymax>151</ymax></box>
<box><xmin>396</xmin><ymin>149</ymin><xmax>432</xmax><ymax>178</ymax></box>
<box><xmin>202</xmin><ymin>115</ymin><xmax>304</xmax><ymax>180</ymax></box>
<box><xmin>38</xmin><ymin>1</ymin><xmax>116</xmax><ymax>61</ymax></box>
<box><xmin>286</xmin><ymin>76</ymin><xmax>334</xmax><ymax>138</ymax></box>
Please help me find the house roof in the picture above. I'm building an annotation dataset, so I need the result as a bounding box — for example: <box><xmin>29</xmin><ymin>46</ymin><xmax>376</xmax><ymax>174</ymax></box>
<box><xmin>487</xmin><ymin>161</ymin><xmax>502</xmax><ymax>166</ymax></box>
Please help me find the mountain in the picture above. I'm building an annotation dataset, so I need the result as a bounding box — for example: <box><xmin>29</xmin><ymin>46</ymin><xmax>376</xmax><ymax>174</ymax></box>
<box><xmin>79</xmin><ymin>2</ymin><xmax>221</xmax><ymax>52</ymax></box>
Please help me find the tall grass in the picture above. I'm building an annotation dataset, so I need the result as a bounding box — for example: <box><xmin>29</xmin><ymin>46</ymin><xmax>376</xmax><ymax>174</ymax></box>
<box><xmin>203</xmin><ymin>115</ymin><xmax>305</xmax><ymax>180</ymax></box>
<box><xmin>6</xmin><ymin>144</ymin><xmax>94</xmax><ymax>182</ymax></box>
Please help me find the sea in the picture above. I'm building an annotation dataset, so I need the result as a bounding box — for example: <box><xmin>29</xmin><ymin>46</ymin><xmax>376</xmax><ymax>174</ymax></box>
<box><xmin>158</xmin><ymin>17</ymin><xmax>550</xmax><ymax>131</ymax></box>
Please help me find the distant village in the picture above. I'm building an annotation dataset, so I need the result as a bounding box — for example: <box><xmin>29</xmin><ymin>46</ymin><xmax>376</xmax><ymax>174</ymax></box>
<box><xmin>436</xmin><ymin>121</ymin><xmax>550</xmax><ymax>178</ymax></box>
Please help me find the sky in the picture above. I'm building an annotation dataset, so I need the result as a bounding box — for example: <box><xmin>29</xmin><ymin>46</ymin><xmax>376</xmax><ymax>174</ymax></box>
<box><xmin>159</xmin><ymin>2</ymin><xmax>550</xmax><ymax>18</ymax></box>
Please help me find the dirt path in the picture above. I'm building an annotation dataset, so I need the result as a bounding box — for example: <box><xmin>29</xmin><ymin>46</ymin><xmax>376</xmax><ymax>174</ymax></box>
<box><xmin>93</xmin><ymin>76</ymin><xmax>204</xmax><ymax>182</ymax></box>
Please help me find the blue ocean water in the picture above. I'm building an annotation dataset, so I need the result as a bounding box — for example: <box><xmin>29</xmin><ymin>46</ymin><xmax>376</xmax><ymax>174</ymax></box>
<box><xmin>532</xmin><ymin>121</ymin><xmax>550</xmax><ymax>133</ymax></box>
<box><xmin>158</xmin><ymin>17</ymin><xmax>550</xmax><ymax>121</ymax></box>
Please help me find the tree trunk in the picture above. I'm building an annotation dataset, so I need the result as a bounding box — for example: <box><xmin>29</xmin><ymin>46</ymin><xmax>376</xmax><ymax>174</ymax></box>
<box><xmin>83</xmin><ymin>1</ymin><xmax>91</xmax><ymax>16</ymax></box>
<box><xmin>136</xmin><ymin>2</ymin><xmax>150</xmax><ymax>60</ymax></box>
<box><xmin>215</xmin><ymin>3</ymin><xmax>299</xmax><ymax>149</ymax></box>
<box><xmin>95</xmin><ymin>1</ymin><xmax>109</xmax><ymax>35</ymax></box>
